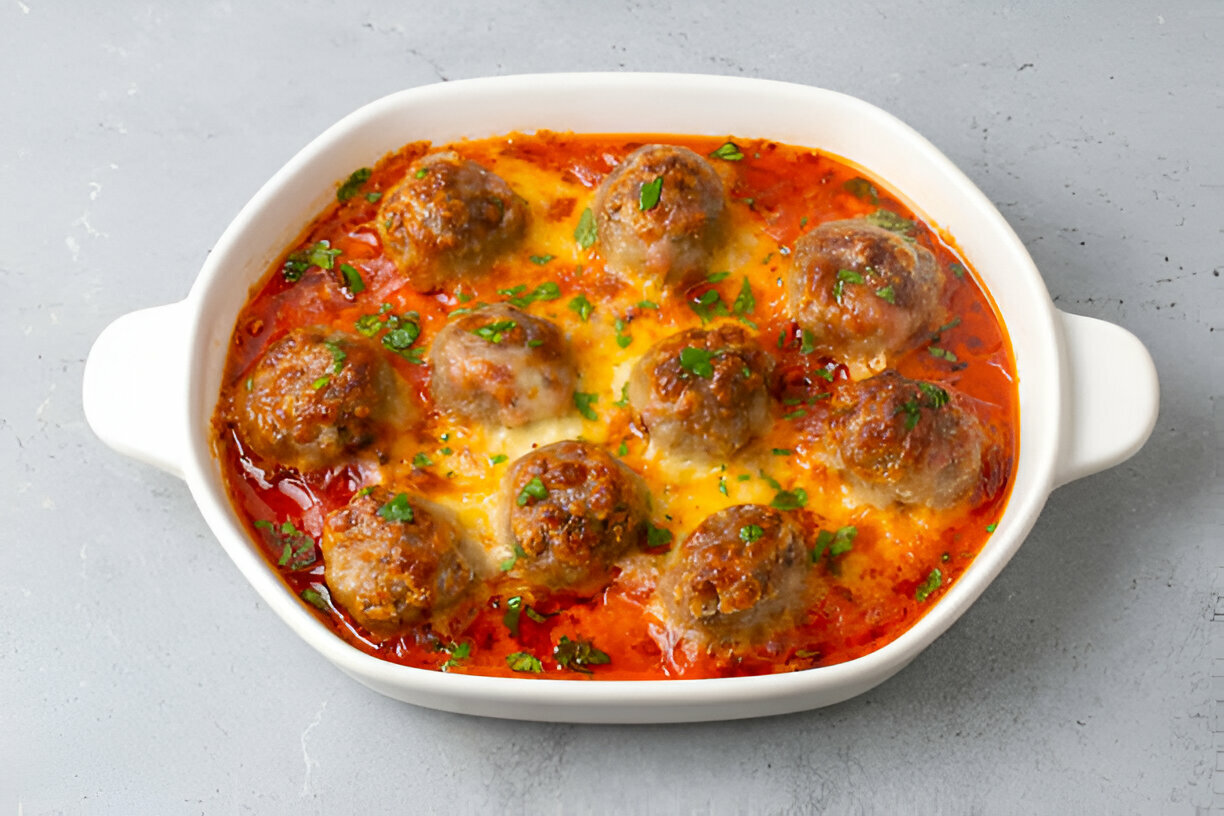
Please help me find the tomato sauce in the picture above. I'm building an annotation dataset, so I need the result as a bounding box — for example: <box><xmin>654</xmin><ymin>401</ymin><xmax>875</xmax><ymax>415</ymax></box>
<box><xmin>213</xmin><ymin>132</ymin><xmax>1017</xmax><ymax>680</ymax></box>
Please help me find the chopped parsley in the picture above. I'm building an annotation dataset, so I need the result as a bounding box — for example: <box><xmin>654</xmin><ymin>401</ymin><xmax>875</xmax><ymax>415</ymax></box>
<box><xmin>568</xmin><ymin>294</ymin><xmax>594</xmax><ymax>322</ymax></box>
<box><xmin>897</xmin><ymin>398</ymin><xmax>922</xmax><ymax>430</ymax></box>
<box><xmin>339</xmin><ymin>262</ymin><xmax>366</xmax><ymax>295</ymax></box>
<box><xmin>833</xmin><ymin>268</ymin><xmax>864</xmax><ymax>304</ymax></box>
<box><xmin>678</xmin><ymin>346</ymin><xmax>715</xmax><ymax>378</ymax></box>
<box><xmin>865</xmin><ymin>209</ymin><xmax>915</xmax><ymax>234</ymax></box>
<box><xmin>918</xmin><ymin>381</ymin><xmax>950</xmax><ymax>408</ymax></box>
<box><xmin>336</xmin><ymin>167</ymin><xmax>372</xmax><ymax>202</ymax></box>
<box><xmin>986</xmin><ymin>523</ymin><xmax>998</xmax><ymax>533</ymax></box>
<box><xmin>502</xmin><ymin>595</ymin><xmax>525</xmax><ymax>636</ymax></box>
<box><xmin>439</xmin><ymin>641</ymin><xmax>471</xmax><ymax>671</ymax></box>
<box><xmin>614</xmin><ymin>317</ymin><xmax>632</xmax><ymax>348</ymax></box>
<box><xmin>412</xmin><ymin>452</ymin><xmax>433</xmax><ymax>468</ymax></box>
<box><xmin>800</xmin><ymin>329</ymin><xmax>817</xmax><ymax>355</ymax></box>
<box><xmin>310</xmin><ymin>375</ymin><xmax>330</xmax><ymax>390</ymax></box>
<box><xmin>322</xmin><ymin>339</ymin><xmax>347</xmax><ymax>372</ymax></box>
<box><xmin>646</xmin><ymin>524</ymin><xmax>674</xmax><ymax>550</ymax></box>
<box><xmin>639</xmin><ymin>175</ymin><xmax>663</xmax><ymax>211</ymax></box>
<box><xmin>733</xmin><ymin>276</ymin><xmax>756</xmax><ymax>318</ymax></box>
<box><xmin>950</xmin><ymin>262</ymin><xmax>967</xmax><ymax>279</ymax></box>
<box><xmin>529</xmin><ymin>254</ymin><xmax>554</xmax><ymax>265</ymax></box>
<box><xmin>500</xmin><ymin>543</ymin><xmax>527</xmax><ymax>572</ymax></box>
<box><xmin>574</xmin><ymin>206</ymin><xmax>598</xmax><ymax>248</ymax></box>
<box><xmin>915</xmin><ymin>568</ymin><xmax>943</xmax><ymax>602</ymax></box>
<box><xmin>783</xmin><ymin>409</ymin><xmax>807</xmax><ymax>420</ymax></box>
<box><xmin>770</xmin><ymin>488</ymin><xmax>807</xmax><ymax>511</ymax></box>
<box><xmin>254</xmin><ymin>519</ymin><xmax>316</xmax><ymax>571</ymax></box>
<box><xmin>637</xmin><ymin>300</ymin><xmax>659</xmax><ymax>310</ymax></box>
<box><xmin>500</xmin><ymin>281</ymin><xmax>561</xmax><ymax>308</ymax></box>
<box><xmin>706</xmin><ymin>270</ymin><xmax>731</xmax><ymax>283</ymax></box>
<box><xmin>553</xmin><ymin>636</ymin><xmax>610</xmax><ymax>674</ymax></box>
<box><xmin>814</xmin><ymin>367</ymin><xmax>834</xmax><ymax>382</ymax></box>
<box><xmin>506</xmin><ymin>651</ymin><xmax>543</xmax><ymax>673</ymax></box>
<box><xmin>300</xmin><ymin>586</ymin><xmax>329</xmax><ymax>611</ymax></box>
<box><xmin>377</xmin><ymin>493</ymin><xmax>415</xmax><ymax>523</ymax></box>
<box><xmin>573</xmin><ymin>391</ymin><xmax>599</xmax><ymax>420</ymax></box>
<box><xmin>929</xmin><ymin>346</ymin><xmax>959</xmax><ymax>362</ymax></box>
<box><xmin>489</xmin><ymin>453</ymin><xmax>508</xmax><ymax>465</ymax></box>
<box><xmin>688</xmin><ymin>288</ymin><xmax>729</xmax><ymax>323</ymax></box>
<box><xmin>718</xmin><ymin>476</ymin><xmax>728</xmax><ymax>496</ymax></box>
<box><xmin>516</xmin><ymin>477</ymin><xmax>548</xmax><ymax>507</ymax></box>
<box><xmin>811</xmin><ymin>526</ymin><xmax>857</xmax><ymax>563</ymax></box>
<box><xmin>842</xmin><ymin>177</ymin><xmax>879</xmax><ymax>204</ymax></box>
<box><xmin>282</xmin><ymin>240</ymin><xmax>342</xmax><ymax>282</ymax></box>
<box><xmin>709</xmin><ymin>141</ymin><xmax>745</xmax><ymax>161</ymax></box>
<box><xmin>471</xmin><ymin>319</ymin><xmax>518</xmax><ymax>344</ymax></box>
<box><xmin>772</xmin><ymin>448</ymin><xmax>793</xmax><ymax>456</ymax></box>
<box><xmin>616</xmin><ymin>441</ymin><xmax>629</xmax><ymax>457</ymax></box>
<box><xmin>414</xmin><ymin>167</ymin><xmax>429</xmax><ymax>179</ymax></box>
<box><xmin>739</xmin><ymin>524</ymin><xmax>765</xmax><ymax>543</ymax></box>
<box><xmin>613</xmin><ymin>382</ymin><xmax>630</xmax><ymax>408</ymax></box>
<box><xmin>874</xmin><ymin>285</ymin><xmax>896</xmax><ymax>304</ymax></box>
<box><xmin>355</xmin><ymin>305</ymin><xmax>424</xmax><ymax>363</ymax></box>
<box><xmin>365</xmin><ymin>191</ymin><xmax>382</xmax><ymax>203</ymax></box>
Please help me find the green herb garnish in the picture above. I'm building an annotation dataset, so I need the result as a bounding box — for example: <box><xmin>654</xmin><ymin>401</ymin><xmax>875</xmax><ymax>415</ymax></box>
<box><xmin>739</xmin><ymin>524</ymin><xmax>764</xmax><ymax>543</ymax></box>
<box><xmin>337</xmin><ymin>167</ymin><xmax>372</xmax><ymax>202</ymax></box>
<box><xmin>574</xmin><ymin>207</ymin><xmax>598</xmax><ymax>248</ymax></box>
<box><xmin>678</xmin><ymin>346</ymin><xmax>715</xmax><ymax>379</ymax></box>
<box><xmin>573</xmin><ymin>391</ymin><xmax>599</xmax><ymax>421</ymax></box>
<box><xmin>639</xmin><ymin>176</ymin><xmax>663</xmax><ymax>210</ymax></box>
<box><xmin>516</xmin><ymin>477</ymin><xmax>548</xmax><ymax>507</ymax></box>
<box><xmin>843</xmin><ymin>177</ymin><xmax>879</xmax><ymax>204</ymax></box>
<box><xmin>472</xmin><ymin>319</ymin><xmax>518</xmax><ymax>344</ymax></box>
<box><xmin>553</xmin><ymin>636</ymin><xmax>610</xmax><ymax>674</ymax></box>
<box><xmin>568</xmin><ymin>294</ymin><xmax>594</xmax><ymax>322</ymax></box>
<box><xmin>915</xmin><ymin>568</ymin><xmax>943</xmax><ymax>602</ymax></box>
<box><xmin>506</xmin><ymin>651</ymin><xmax>543</xmax><ymax>673</ymax></box>
<box><xmin>770</xmin><ymin>488</ymin><xmax>807</xmax><ymax>510</ymax></box>
<box><xmin>865</xmin><ymin>209</ymin><xmax>915</xmax><ymax>233</ymax></box>
<box><xmin>377</xmin><ymin>493</ymin><xmax>415</xmax><ymax>523</ymax></box>
<box><xmin>709</xmin><ymin>141</ymin><xmax>745</xmax><ymax>161</ymax></box>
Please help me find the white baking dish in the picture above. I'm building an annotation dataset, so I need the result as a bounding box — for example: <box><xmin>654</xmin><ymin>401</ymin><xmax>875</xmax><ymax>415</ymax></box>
<box><xmin>82</xmin><ymin>73</ymin><xmax>1158</xmax><ymax>723</ymax></box>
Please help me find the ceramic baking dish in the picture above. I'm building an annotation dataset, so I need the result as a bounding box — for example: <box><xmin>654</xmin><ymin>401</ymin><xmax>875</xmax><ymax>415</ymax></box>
<box><xmin>82</xmin><ymin>73</ymin><xmax>1158</xmax><ymax>723</ymax></box>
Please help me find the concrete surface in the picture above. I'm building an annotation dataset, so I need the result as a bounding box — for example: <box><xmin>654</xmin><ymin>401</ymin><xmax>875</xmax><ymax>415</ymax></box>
<box><xmin>3</xmin><ymin>1</ymin><xmax>1221</xmax><ymax>813</ymax></box>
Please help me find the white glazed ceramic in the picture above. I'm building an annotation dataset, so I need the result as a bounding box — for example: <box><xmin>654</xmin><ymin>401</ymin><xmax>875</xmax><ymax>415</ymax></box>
<box><xmin>82</xmin><ymin>74</ymin><xmax>1159</xmax><ymax>723</ymax></box>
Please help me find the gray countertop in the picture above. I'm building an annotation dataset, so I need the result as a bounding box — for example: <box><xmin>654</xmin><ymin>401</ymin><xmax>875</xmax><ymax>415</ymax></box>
<box><xmin>4</xmin><ymin>1</ymin><xmax>1221</xmax><ymax>813</ymax></box>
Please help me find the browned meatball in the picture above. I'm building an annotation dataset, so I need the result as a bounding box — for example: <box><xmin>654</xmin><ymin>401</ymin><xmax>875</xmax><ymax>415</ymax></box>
<box><xmin>321</xmin><ymin>488</ymin><xmax>476</xmax><ymax>638</ymax></box>
<box><xmin>659</xmin><ymin>505</ymin><xmax>806</xmax><ymax>642</ymax></box>
<box><xmin>828</xmin><ymin>371</ymin><xmax>988</xmax><ymax>508</ymax></box>
<box><xmin>430</xmin><ymin>303</ymin><xmax>577</xmax><ymax>427</ymax></box>
<box><xmin>377</xmin><ymin>151</ymin><xmax>528</xmax><ymax>290</ymax></box>
<box><xmin>593</xmin><ymin>144</ymin><xmax>726</xmax><ymax>286</ymax></box>
<box><xmin>231</xmin><ymin>327</ymin><xmax>406</xmax><ymax>471</ymax></box>
<box><xmin>628</xmin><ymin>325</ymin><xmax>772</xmax><ymax>461</ymax></box>
<box><xmin>502</xmin><ymin>441</ymin><xmax>648</xmax><ymax>593</ymax></box>
<box><xmin>788</xmin><ymin>219</ymin><xmax>944</xmax><ymax>373</ymax></box>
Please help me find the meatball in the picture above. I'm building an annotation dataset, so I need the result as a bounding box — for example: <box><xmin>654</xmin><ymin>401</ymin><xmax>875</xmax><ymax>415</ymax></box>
<box><xmin>593</xmin><ymin>144</ymin><xmax>726</xmax><ymax>286</ymax></box>
<box><xmin>659</xmin><ymin>505</ymin><xmax>807</xmax><ymax>642</ymax></box>
<box><xmin>377</xmin><ymin>151</ymin><xmax>528</xmax><ymax>290</ymax></box>
<box><xmin>628</xmin><ymin>325</ymin><xmax>772</xmax><ymax>461</ymax></box>
<box><xmin>430</xmin><ymin>303</ymin><xmax>577</xmax><ymax>427</ymax></box>
<box><xmin>788</xmin><ymin>219</ymin><xmax>944</xmax><ymax>373</ymax></box>
<box><xmin>502</xmin><ymin>441</ymin><xmax>648</xmax><ymax>593</ymax></box>
<box><xmin>827</xmin><ymin>371</ymin><xmax>988</xmax><ymax>508</ymax></box>
<box><xmin>321</xmin><ymin>488</ymin><xmax>476</xmax><ymax>638</ymax></box>
<box><xmin>231</xmin><ymin>327</ymin><xmax>406</xmax><ymax>471</ymax></box>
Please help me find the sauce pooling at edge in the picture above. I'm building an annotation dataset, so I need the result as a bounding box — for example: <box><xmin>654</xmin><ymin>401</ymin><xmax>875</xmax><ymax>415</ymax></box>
<box><xmin>212</xmin><ymin>132</ymin><xmax>1017</xmax><ymax>680</ymax></box>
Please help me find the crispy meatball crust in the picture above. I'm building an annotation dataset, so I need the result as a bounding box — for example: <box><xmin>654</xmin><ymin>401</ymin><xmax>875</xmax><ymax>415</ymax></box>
<box><xmin>593</xmin><ymin>144</ymin><xmax>726</xmax><ymax>286</ymax></box>
<box><xmin>628</xmin><ymin>325</ymin><xmax>772</xmax><ymax>461</ymax></box>
<box><xmin>659</xmin><ymin>504</ymin><xmax>806</xmax><ymax>642</ymax></box>
<box><xmin>231</xmin><ymin>327</ymin><xmax>406</xmax><ymax>472</ymax></box>
<box><xmin>377</xmin><ymin>151</ymin><xmax>528</xmax><ymax>290</ymax></box>
<box><xmin>788</xmin><ymin>219</ymin><xmax>944</xmax><ymax>373</ymax></box>
<box><xmin>429</xmin><ymin>303</ymin><xmax>577</xmax><ymax>427</ymax></box>
<box><xmin>502</xmin><ymin>441</ymin><xmax>648</xmax><ymax>593</ymax></box>
<box><xmin>828</xmin><ymin>371</ymin><xmax>987</xmax><ymax>508</ymax></box>
<box><xmin>321</xmin><ymin>488</ymin><xmax>475</xmax><ymax>638</ymax></box>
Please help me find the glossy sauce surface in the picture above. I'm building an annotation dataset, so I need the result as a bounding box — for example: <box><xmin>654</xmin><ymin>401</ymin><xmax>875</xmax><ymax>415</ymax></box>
<box><xmin>213</xmin><ymin>132</ymin><xmax>1017</xmax><ymax>680</ymax></box>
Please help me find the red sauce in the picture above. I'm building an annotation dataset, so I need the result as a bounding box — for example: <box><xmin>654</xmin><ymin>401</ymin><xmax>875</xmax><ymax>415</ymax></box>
<box><xmin>213</xmin><ymin>132</ymin><xmax>1017</xmax><ymax>680</ymax></box>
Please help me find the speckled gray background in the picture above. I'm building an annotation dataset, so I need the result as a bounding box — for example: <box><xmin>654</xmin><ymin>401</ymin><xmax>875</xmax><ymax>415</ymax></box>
<box><xmin>4</xmin><ymin>1</ymin><xmax>1221</xmax><ymax>813</ymax></box>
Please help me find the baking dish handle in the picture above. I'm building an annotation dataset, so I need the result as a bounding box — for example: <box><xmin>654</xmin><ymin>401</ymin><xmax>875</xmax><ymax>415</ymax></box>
<box><xmin>1054</xmin><ymin>310</ymin><xmax>1159</xmax><ymax>488</ymax></box>
<box><xmin>83</xmin><ymin>301</ymin><xmax>191</xmax><ymax>480</ymax></box>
